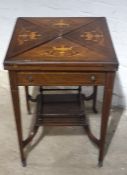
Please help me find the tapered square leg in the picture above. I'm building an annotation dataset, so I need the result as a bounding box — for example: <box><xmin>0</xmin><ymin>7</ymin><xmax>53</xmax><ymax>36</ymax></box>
<box><xmin>93</xmin><ymin>86</ymin><xmax>98</xmax><ymax>113</ymax></box>
<box><xmin>98</xmin><ymin>72</ymin><xmax>115</xmax><ymax>166</ymax></box>
<box><xmin>9</xmin><ymin>71</ymin><xmax>26</xmax><ymax>166</ymax></box>
<box><xmin>25</xmin><ymin>86</ymin><xmax>31</xmax><ymax>114</ymax></box>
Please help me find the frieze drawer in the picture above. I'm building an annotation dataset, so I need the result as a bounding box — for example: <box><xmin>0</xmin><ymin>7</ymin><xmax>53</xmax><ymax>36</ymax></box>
<box><xmin>16</xmin><ymin>72</ymin><xmax>106</xmax><ymax>86</ymax></box>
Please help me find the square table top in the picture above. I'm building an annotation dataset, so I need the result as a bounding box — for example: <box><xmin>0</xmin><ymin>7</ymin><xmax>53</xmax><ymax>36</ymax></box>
<box><xmin>4</xmin><ymin>17</ymin><xmax>118</xmax><ymax>71</ymax></box>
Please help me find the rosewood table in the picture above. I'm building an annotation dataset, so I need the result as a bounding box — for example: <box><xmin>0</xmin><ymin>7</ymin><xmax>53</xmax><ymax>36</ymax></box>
<box><xmin>4</xmin><ymin>17</ymin><xmax>119</xmax><ymax>167</ymax></box>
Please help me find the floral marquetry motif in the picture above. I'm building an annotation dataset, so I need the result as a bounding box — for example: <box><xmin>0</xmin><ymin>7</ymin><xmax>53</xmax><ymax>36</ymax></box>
<box><xmin>53</xmin><ymin>20</ymin><xmax>70</xmax><ymax>27</ymax></box>
<box><xmin>80</xmin><ymin>30</ymin><xmax>104</xmax><ymax>44</ymax></box>
<box><xmin>40</xmin><ymin>46</ymin><xmax>79</xmax><ymax>57</ymax></box>
<box><xmin>17</xmin><ymin>28</ymin><xmax>41</xmax><ymax>45</ymax></box>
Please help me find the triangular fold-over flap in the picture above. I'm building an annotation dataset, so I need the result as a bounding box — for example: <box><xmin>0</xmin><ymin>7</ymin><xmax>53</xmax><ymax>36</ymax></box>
<box><xmin>13</xmin><ymin>37</ymin><xmax>107</xmax><ymax>62</ymax></box>
<box><xmin>25</xmin><ymin>17</ymin><xmax>96</xmax><ymax>35</ymax></box>
<box><xmin>7</xmin><ymin>18</ymin><xmax>59</xmax><ymax>57</ymax></box>
<box><xmin>65</xmin><ymin>18</ymin><xmax>115</xmax><ymax>57</ymax></box>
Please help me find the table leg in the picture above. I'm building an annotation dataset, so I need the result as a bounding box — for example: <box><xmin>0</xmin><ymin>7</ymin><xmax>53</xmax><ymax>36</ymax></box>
<box><xmin>9</xmin><ymin>71</ymin><xmax>26</xmax><ymax>167</ymax></box>
<box><xmin>93</xmin><ymin>86</ymin><xmax>98</xmax><ymax>113</ymax></box>
<box><xmin>98</xmin><ymin>72</ymin><xmax>115</xmax><ymax>166</ymax></box>
<box><xmin>25</xmin><ymin>86</ymin><xmax>31</xmax><ymax>114</ymax></box>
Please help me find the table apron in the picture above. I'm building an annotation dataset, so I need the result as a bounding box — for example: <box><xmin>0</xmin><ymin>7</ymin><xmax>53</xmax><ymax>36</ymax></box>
<box><xmin>16</xmin><ymin>71</ymin><xmax>106</xmax><ymax>86</ymax></box>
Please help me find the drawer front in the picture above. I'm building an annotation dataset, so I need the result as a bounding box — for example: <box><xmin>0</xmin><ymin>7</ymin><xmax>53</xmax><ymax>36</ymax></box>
<box><xmin>16</xmin><ymin>72</ymin><xmax>106</xmax><ymax>86</ymax></box>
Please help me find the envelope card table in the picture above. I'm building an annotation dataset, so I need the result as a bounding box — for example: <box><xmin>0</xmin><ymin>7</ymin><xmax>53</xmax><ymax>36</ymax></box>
<box><xmin>4</xmin><ymin>17</ymin><xmax>119</xmax><ymax>166</ymax></box>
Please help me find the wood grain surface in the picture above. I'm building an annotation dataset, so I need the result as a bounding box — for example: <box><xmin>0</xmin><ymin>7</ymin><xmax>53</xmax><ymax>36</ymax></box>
<box><xmin>4</xmin><ymin>17</ymin><xmax>118</xmax><ymax>71</ymax></box>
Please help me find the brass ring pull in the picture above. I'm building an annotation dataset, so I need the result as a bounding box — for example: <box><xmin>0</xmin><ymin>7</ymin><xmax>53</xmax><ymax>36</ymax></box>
<box><xmin>91</xmin><ymin>75</ymin><xmax>96</xmax><ymax>81</ymax></box>
<box><xmin>27</xmin><ymin>75</ymin><xmax>33</xmax><ymax>82</ymax></box>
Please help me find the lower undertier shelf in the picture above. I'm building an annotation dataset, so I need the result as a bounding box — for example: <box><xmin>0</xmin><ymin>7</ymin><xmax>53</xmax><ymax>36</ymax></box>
<box><xmin>35</xmin><ymin>93</ymin><xmax>87</xmax><ymax>126</ymax></box>
<box><xmin>23</xmin><ymin>92</ymin><xmax>100</xmax><ymax>152</ymax></box>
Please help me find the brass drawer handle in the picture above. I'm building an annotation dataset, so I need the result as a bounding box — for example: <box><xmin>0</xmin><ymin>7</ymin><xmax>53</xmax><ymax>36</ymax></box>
<box><xmin>27</xmin><ymin>75</ymin><xmax>33</xmax><ymax>82</ymax></box>
<box><xmin>91</xmin><ymin>75</ymin><xmax>96</xmax><ymax>81</ymax></box>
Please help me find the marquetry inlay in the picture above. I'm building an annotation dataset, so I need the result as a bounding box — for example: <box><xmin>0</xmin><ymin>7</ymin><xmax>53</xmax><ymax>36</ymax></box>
<box><xmin>53</xmin><ymin>20</ymin><xmax>70</xmax><ymax>27</ymax></box>
<box><xmin>6</xmin><ymin>17</ymin><xmax>116</xmax><ymax>62</ymax></box>
<box><xmin>40</xmin><ymin>45</ymin><xmax>80</xmax><ymax>57</ymax></box>
<box><xmin>80</xmin><ymin>30</ymin><xmax>104</xmax><ymax>43</ymax></box>
<box><xmin>17</xmin><ymin>28</ymin><xmax>41</xmax><ymax>45</ymax></box>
